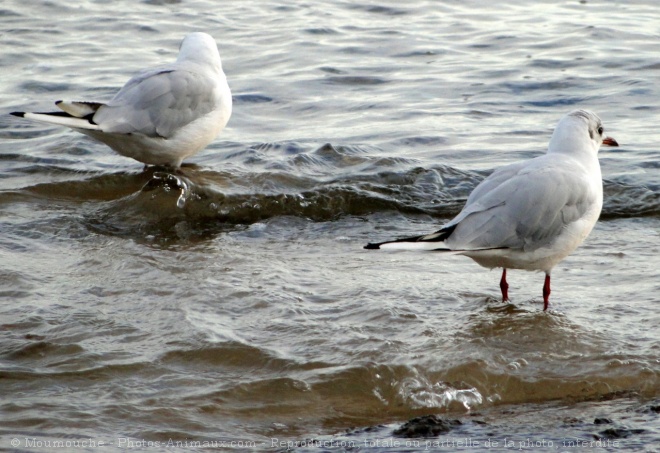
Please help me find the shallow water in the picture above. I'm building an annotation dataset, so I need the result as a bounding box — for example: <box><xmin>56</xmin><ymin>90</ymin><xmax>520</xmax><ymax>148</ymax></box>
<box><xmin>1</xmin><ymin>0</ymin><xmax>659</xmax><ymax>451</ymax></box>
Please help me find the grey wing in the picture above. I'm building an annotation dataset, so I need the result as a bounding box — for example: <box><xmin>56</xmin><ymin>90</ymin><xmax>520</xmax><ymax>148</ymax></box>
<box><xmin>418</xmin><ymin>161</ymin><xmax>528</xmax><ymax>243</ymax></box>
<box><xmin>93</xmin><ymin>68</ymin><xmax>218</xmax><ymax>138</ymax></box>
<box><xmin>442</xmin><ymin>160</ymin><xmax>595</xmax><ymax>251</ymax></box>
<box><xmin>463</xmin><ymin>161</ymin><xmax>528</xmax><ymax>206</ymax></box>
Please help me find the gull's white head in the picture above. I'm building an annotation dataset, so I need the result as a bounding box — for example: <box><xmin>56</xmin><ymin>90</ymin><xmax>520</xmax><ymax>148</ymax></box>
<box><xmin>177</xmin><ymin>32</ymin><xmax>223</xmax><ymax>70</ymax></box>
<box><xmin>547</xmin><ymin>109</ymin><xmax>618</xmax><ymax>157</ymax></box>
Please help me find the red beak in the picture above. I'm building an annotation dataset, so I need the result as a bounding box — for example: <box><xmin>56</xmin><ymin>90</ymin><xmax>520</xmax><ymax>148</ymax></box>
<box><xmin>602</xmin><ymin>137</ymin><xmax>619</xmax><ymax>147</ymax></box>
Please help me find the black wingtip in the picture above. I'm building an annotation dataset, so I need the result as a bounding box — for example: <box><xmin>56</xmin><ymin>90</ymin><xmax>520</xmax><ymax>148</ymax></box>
<box><xmin>10</xmin><ymin>111</ymin><xmax>25</xmax><ymax>117</ymax></box>
<box><xmin>364</xmin><ymin>243</ymin><xmax>381</xmax><ymax>250</ymax></box>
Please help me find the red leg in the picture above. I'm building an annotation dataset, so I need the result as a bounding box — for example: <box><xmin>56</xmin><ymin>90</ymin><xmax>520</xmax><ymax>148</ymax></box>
<box><xmin>542</xmin><ymin>273</ymin><xmax>551</xmax><ymax>311</ymax></box>
<box><xmin>499</xmin><ymin>268</ymin><xmax>509</xmax><ymax>302</ymax></box>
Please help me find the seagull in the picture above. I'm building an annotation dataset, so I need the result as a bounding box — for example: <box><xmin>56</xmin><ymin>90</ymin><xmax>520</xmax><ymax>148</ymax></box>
<box><xmin>365</xmin><ymin>110</ymin><xmax>619</xmax><ymax>311</ymax></box>
<box><xmin>11</xmin><ymin>32</ymin><xmax>232</xmax><ymax>168</ymax></box>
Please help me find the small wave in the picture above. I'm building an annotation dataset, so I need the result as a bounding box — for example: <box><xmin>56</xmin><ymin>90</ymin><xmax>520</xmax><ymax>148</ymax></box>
<box><xmin>8</xmin><ymin>140</ymin><xmax>655</xmax><ymax>244</ymax></box>
<box><xmin>398</xmin><ymin>374</ymin><xmax>484</xmax><ymax>411</ymax></box>
<box><xmin>324</xmin><ymin>76</ymin><xmax>389</xmax><ymax>86</ymax></box>
<box><xmin>603</xmin><ymin>180</ymin><xmax>660</xmax><ymax>219</ymax></box>
<box><xmin>232</xmin><ymin>93</ymin><xmax>273</xmax><ymax>104</ymax></box>
<box><xmin>344</xmin><ymin>4</ymin><xmax>410</xmax><ymax>16</ymax></box>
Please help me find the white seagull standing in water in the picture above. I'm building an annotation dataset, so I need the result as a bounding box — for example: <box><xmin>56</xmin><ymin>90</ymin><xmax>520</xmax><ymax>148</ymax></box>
<box><xmin>365</xmin><ymin>110</ymin><xmax>619</xmax><ymax>311</ymax></box>
<box><xmin>11</xmin><ymin>32</ymin><xmax>232</xmax><ymax>168</ymax></box>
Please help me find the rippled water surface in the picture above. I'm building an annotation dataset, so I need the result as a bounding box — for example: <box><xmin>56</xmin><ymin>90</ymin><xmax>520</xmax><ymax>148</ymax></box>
<box><xmin>1</xmin><ymin>0</ymin><xmax>659</xmax><ymax>451</ymax></box>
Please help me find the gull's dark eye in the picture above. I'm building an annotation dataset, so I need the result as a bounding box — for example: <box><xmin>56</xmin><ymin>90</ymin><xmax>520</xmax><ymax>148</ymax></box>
<box><xmin>597</xmin><ymin>126</ymin><xmax>604</xmax><ymax>135</ymax></box>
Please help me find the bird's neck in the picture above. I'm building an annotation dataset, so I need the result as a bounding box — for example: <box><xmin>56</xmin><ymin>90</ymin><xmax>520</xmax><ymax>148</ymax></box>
<box><xmin>546</xmin><ymin>123</ymin><xmax>598</xmax><ymax>162</ymax></box>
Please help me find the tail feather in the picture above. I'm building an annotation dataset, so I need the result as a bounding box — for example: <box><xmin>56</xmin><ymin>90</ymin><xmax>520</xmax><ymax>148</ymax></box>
<box><xmin>11</xmin><ymin>100</ymin><xmax>105</xmax><ymax>131</ymax></box>
<box><xmin>55</xmin><ymin>100</ymin><xmax>103</xmax><ymax>118</ymax></box>
<box><xmin>365</xmin><ymin>234</ymin><xmax>424</xmax><ymax>249</ymax></box>
<box><xmin>364</xmin><ymin>224</ymin><xmax>457</xmax><ymax>251</ymax></box>
<box><xmin>11</xmin><ymin>109</ymin><xmax>101</xmax><ymax>131</ymax></box>
<box><xmin>364</xmin><ymin>234</ymin><xmax>451</xmax><ymax>251</ymax></box>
